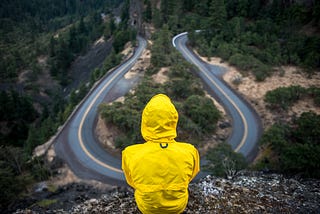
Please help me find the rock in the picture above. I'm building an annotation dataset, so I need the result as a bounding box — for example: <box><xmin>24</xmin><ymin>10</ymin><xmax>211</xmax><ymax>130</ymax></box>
<box><xmin>34</xmin><ymin>182</ymin><xmax>48</xmax><ymax>193</ymax></box>
<box><xmin>218</xmin><ymin>121</ymin><xmax>231</xmax><ymax>129</ymax></box>
<box><xmin>12</xmin><ymin>171</ymin><xmax>320</xmax><ymax>214</ymax></box>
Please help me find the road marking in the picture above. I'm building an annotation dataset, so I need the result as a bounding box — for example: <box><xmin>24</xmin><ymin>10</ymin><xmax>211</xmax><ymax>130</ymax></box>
<box><xmin>77</xmin><ymin>45</ymin><xmax>143</xmax><ymax>174</ymax></box>
<box><xmin>176</xmin><ymin>33</ymin><xmax>248</xmax><ymax>152</ymax></box>
<box><xmin>172</xmin><ymin>32</ymin><xmax>187</xmax><ymax>47</ymax></box>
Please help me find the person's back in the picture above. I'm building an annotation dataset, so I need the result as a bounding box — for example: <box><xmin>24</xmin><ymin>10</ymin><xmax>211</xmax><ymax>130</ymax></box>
<box><xmin>122</xmin><ymin>94</ymin><xmax>200</xmax><ymax>214</ymax></box>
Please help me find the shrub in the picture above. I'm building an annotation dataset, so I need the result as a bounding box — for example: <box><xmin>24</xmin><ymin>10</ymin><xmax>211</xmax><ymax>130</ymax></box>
<box><xmin>292</xmin><ymin>111</ymin><xmax>320</xmax><ymax>145</ymax></box>
<box><xmin>177</xmin><ymin>114</ymin><xmax>202</xmax><ymax>139</ymax></box>
<box><xmin>264</xmin><ymin>85</ymin><xmax>305</xmax><ymax>110</ymax></box>
<box><xmin>229</xmin><ymin>53</ymin><xmax>251</xmax><ymax>71</ymax></box>
<box><xmin>216</xmin><ymin>43</ymin><xmax>238</xmax><ymax>61</ymax></box>
<box><xmin>257</xmin><ymin>112</ymin><xmax>320</xmax><ymax>178</ymax></box>
<box><xmin>205</xmin><ymin>143</ymin><xmax>247</xmax><ymax>178</ymax></box>
<box><xmin>183</xmin><ymin>95</ymin><xmax>221</xmax><ymax>133</ymax></box>
<box><xmin>252</xmin><ymin>63</ymin><xmax>272</xmax><ymax>81</ymax></box>
<box><xmin>307</xmin><ymin>86</ymin><xmax>320</xmax><ymax>106</ymax></box>
<box><xmin>259</xmin><ymin>124</ymin><xmax>290</xmax><ymax>153</ymax></box>
<box><xmin>36</xmin><ymin>199</ymin><xmax>58</xmax><ymax>208</ymax></box>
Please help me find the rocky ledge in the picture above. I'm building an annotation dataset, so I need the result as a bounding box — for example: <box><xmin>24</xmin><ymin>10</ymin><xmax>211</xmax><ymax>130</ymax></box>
<box><xmin>14</xmin><ymin>172</ymin><xmax>320</xmax><ymax>213</ymax></box>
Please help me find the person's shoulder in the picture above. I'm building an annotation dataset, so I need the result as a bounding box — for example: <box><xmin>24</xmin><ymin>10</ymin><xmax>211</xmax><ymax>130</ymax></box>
<box><xmin>123</xmin><ymin>143</ymin><xmax>145</xmax><ymax>153</ymax></box>
<box><xmin>175</xmin><ymin>141</ymin><xmax>197</xmax><ymax>150</ymax></box>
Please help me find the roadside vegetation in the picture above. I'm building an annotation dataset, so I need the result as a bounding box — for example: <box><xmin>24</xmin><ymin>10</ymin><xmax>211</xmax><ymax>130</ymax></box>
<box><xmin>257</xmin><ymin>111</ymin><xmax>320</xmax><ymax>178</ymax></box>
<box><xmin>0</xmin><ymin>0</ymin><xmax>136</xmax><ymax>209</ymax></box>
<box><xmin>99</xmin><ymin>25</ymin><xmax>222</xmax><ymax>149</ymax></box>
<box><xmin>1</xmin><ymin>0</ymin><xmax>320</xmax><ymax>210</ymax></box>
<box><xmin>255</xmin><ymin>86</ymin><xmax>320</xmax><ymax>178</ymax></box>
<box><xmin>136</xmin><ymin>0</ymin><xmax>320</xmax><ymax>178</ymax></box>
<box><xmin>264</xmin><ymin>85</ymin><xmax>320</xmax><ymax>110</ymax></box>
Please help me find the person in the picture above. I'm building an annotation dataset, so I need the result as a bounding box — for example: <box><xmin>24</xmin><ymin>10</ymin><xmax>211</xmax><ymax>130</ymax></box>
<box><xmin>122</xmin><ymin>94</ymin><xmax>200</xmax><ymax>214</ymax></box>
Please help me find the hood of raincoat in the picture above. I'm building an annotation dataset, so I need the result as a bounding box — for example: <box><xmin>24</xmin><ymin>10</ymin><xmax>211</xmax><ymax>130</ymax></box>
<box><xmin>141</xmin><ymin>94</ymin><xmax>178</xmax><ymax>143</ymax></box>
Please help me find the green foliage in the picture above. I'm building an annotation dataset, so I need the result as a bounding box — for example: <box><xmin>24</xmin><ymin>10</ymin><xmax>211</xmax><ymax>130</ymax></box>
<box><xmin>160</xmin><ymin>0</ymin><xmax>177</xmax><ymax>23</ymax></box>
<box><xmin>256</xmin><ymin>112</ymin><xmax>320</xmax><ymax>178</ymax></box>
<box><xmin>99</xmin><ymin>15</ymin><xmax>223</xmax><ymax>149</ymax></box>
<box><xmin>183</xmin><ymin>95</ymin><xmax>221</xmax><ymax>133</ymax></box>
<box><xmin>152</xmin><ymin>8</ymin><xmax>163</xmax><ymax>29</ymax></box>
<box><xmin>143</xmin><ymin>0</ymin><xmax>152</xmax><ymax>22</ymax></box>
<box><xmin>49</xmin><ymin>13</ymin><xmax>113</xmax><ymax>85</ymax></box>
<box><xmin>281</xmin><ymin>143</ymin><xmax>320</xmax><ymax>178</ymax></box>
<box><xmin>102</xmin><ymin>50</ymin><xmax>123</xmax><ymax>74</ymax></box>
<box><xmin>114</xmin><ymin>134</ymin><xmax>134</xmax><ymax>149</ymax></box>
<box><xmin>259</xmin><ymin>124</ymin><xmax>290</xmax><ymax>153</ymax></box>
<box><xmin>292</xmin><ymin>111</ymin><xmax>320</xmax><ymax>145</ymax></box>
<box><xmin>0</xmin><ymin>146</ymin><xmax>34</xmax><ymax>209</ymax></box>
<box><xmin>151</xmin><ymin>25</ymin><xmax>173</xmax><ymax>67</ymax></box>
<box><xmin>104</xmin><ymin>18</ymin><xmax>116</xmax><ymax>39</ymax></box>
<box><xmin>0</xmin><ymin>0</ymin><xmax>120</xmax><ymax>23</ymax></box>
<box><xmin>0</xmin><ymin>90</ymin><xmax>38</xmax><ymax>147</ymax></box>
<box><xmin>100</xmin><ymin>99</ymin><xmax>143</xmax><ymax>148</ymax></box>
<box><xmin>178</xmin><ymin>0</ymin><xmax>320</xmax><ymax>78</ymax></box>
<box><xmin>113</xmin><ymin>29</ymin><xmax>137</xmax><ymax>53</ymax></box>
<box><xmin>177</xmin><ymin>114</ymin><xmax>202</xmax><ymax>138</ymax></box>
<box><xmin>29</xmin><ymin>156</ymin><xmax>51</xmax><ymax>181</ymax></box>
<box><xmin>134</xmin><ymin>77</ymin><xmax>165</xmax><ymax>104</ymax></box>
<box><xmin>0</xmin><ymin>165</ymin><xmax>27</xmax><ymax>210</ymax></box>
<box><xmin>206</xmin><ymin>143</ymin><xmax>248</xmax><ymax>178</ymax></box>
<box><xmin>308</xmin><ymin>86</ymin><xmax>320</xmax><ymax>106</ymax></box>
<box><xmin>264</xmin><ymin>85</ymin><xmax>320</xmax><ymax>112</ymax></box>
<box><xmin>0</xmin><ymin>0</ymin><xmax>120</xmax><ymax>84</ymax></box>
<box><xmin>228</xmin><ymin>53</ymin><xmax>272</xmax><ymax>81</ymax></box>
<box><xmin>264</xmin><ymin>85</ymin><xmax>306</xmax><ymax>110</ymax></box>
<box><xmin>36</xmin><ymin>199</ymin><xmax>58</xmax><ymax>208</ymax></box>
<box><xmin>216</xmin><ymin>42</ymin><xmax>238</xmax><ymax>61</ymax></box>
<box><xmin>208</xmin><ymin>0</ymin><xmax>227</xmax><ymax>33</ymax></box>
<box><xmin>0</xmin><ymin>1</ymin><xmax>126</xmax><ymax>210</ymax></box>
<box><xmin>165</xmin><ymin>62</ymin><xmax>205</xmax><ymax>100</ymax></box>
<box><xmin>167</xmin><ymin>79</ymin><xmax>195</xmax><ymax>100</ymax></box>
<box><xmin>100</xmin><ymin>83</ymin><xmax>221</xmax><ymax>149</ymax></box>
<box><xmin>229</xmin><ymin>53</ymin><xmax>254</xmax><ymax>71</ymax></box>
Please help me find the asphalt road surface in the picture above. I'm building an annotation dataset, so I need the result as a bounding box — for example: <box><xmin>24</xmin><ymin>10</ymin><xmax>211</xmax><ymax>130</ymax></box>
<box><xmin>173</xmin><ymin>32</ymin><xmax>262</xmax><ymax>160</ymax></box>
<box><xmin>54</xmin><ymin>36</ymin><xmax>146</xmax><ymax>185</ymax></box>
<box><xmin>54</xmin><ymin>33</ymin><xmax>262</xmax><ymax>186</ymax></box>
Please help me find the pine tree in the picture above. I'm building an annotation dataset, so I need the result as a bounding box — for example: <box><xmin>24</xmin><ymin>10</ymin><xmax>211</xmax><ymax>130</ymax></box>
<box><xmin>209</xmin><ymin>0</ymin><xmax>227</xmax><ymax>32</ymax></box>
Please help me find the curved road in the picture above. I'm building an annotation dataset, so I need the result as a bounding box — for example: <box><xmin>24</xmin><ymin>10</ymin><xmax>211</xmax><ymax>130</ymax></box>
<box><xmin>54</xmin><ymin>33</ymin><xmax>262</xmax><ymax>186</ymax></box>
<box><xmin>173</xmin><ymin>32</ymin><xmax>262</xmax><ymax>160</ymax></box>
<box><xmin>54</xmin><ymin>36</ymin><xmax>147</xmax><ymax>185</ymax></box>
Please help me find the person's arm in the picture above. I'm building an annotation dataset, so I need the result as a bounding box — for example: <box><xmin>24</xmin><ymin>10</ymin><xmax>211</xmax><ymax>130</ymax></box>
<box><xmin>122</xmin><ymin>151</ymin><xmax>136</xmax><ymax>188</ymax></box>
<box><xmin>190</xmin><ymin>147</ymin><xmax>200</xmax><ymax>181</ymax></box>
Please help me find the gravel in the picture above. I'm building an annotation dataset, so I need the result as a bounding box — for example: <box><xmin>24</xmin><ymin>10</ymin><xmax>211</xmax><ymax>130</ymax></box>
<box><xmin>13</xmin><ymin>171</ymin><xmax>320</xmax><ymax>214</ymax></box>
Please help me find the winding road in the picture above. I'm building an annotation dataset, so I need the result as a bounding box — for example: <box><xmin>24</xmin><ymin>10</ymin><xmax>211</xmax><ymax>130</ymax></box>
<box><xmin>173</xmin><ymin>32</ymin><xmax>262</xmax><ymax>160</ymax></box>
<box><xmin>54</xmin><ymin>33</ymin><xmax>261</xmax><ymax>185</ymax></box>
<box><xmin>54</xmin><ymin>36</ymin><xmax>146</xmax><ymax>185</ymax></box>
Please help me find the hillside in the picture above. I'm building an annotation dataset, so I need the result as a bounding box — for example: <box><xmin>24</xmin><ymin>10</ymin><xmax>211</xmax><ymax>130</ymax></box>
<box><xmin>13</xmin><ymin>172</ymin><xmax>320</xmax><ymax>213</ymax></box>
<box><xmin>11</xmin><ymin>36</ymin><xmax>318</xmax><ymax>212</ymax></box>
<box><xmin>198</xmin><ymin>54</ymin><xmax>320</xmax><ymax>129</ymax></box>
<box><xmin>1</xmin><ymin>0</ymin><xmax>320</xmax><ymax>212</ymax></box>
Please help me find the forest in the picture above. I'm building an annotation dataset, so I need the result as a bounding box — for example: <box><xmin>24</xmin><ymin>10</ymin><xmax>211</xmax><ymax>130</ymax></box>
<box><xmin>105</xmin><ymin>0</ymin><xmax>320</xmax><ymax>177</ymax></box>
<box><xmin>0</xmin><ymin>0</ymin><xmax>320</xmax><ymax>210</ymax></box>
<box><xmin>146</xmin><ymin>0</ymin><xmax>320</xmax><ymax>177</ymax></box>
<box><xmin>0</xmin><ymin>0</ymin><xmax>137</xmax><ymax>209</ymax></box>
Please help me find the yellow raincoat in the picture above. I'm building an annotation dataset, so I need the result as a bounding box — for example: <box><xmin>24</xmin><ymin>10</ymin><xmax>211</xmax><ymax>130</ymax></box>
<box><xmin>122</xmin><ymin>94</ymin><xmax>200</xmax><ymax>214</ymax></box>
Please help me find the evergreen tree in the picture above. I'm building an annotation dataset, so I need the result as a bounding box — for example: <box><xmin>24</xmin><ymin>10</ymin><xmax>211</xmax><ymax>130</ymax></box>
<box><xmin>49</xmin><ymin>36</ymin><xmax>56</xmax><ymax>57</ymax></box>
<box><xmin>143</xmin><ymin>0</ymin><xmax>152</xmax><ymax>22</ymax></box>
<box><xmin>208</xmin><ymin>0</ymin><xmax>227</xmax><ymax>33</ymax></box>
<box><xmin>195</xmin><ymin>0</ymin><xmax>210</xmax><ymax>17</ymax></box>
<box><xmin>152</xmin><ymin>8</ymin><xmax>163</xmax><ymax>28</ymax></box>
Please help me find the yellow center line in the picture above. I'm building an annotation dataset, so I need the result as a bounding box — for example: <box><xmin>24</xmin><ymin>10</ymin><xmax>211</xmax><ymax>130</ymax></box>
<box><xmin>77</xmin><ymin>62</ymin><xmax>136</xmax><ymax>174</ymax></box>
<box><xmin>180</xmin><ymin>41</ymin><xmax>248</xmax><ymax>152</ymax></box>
